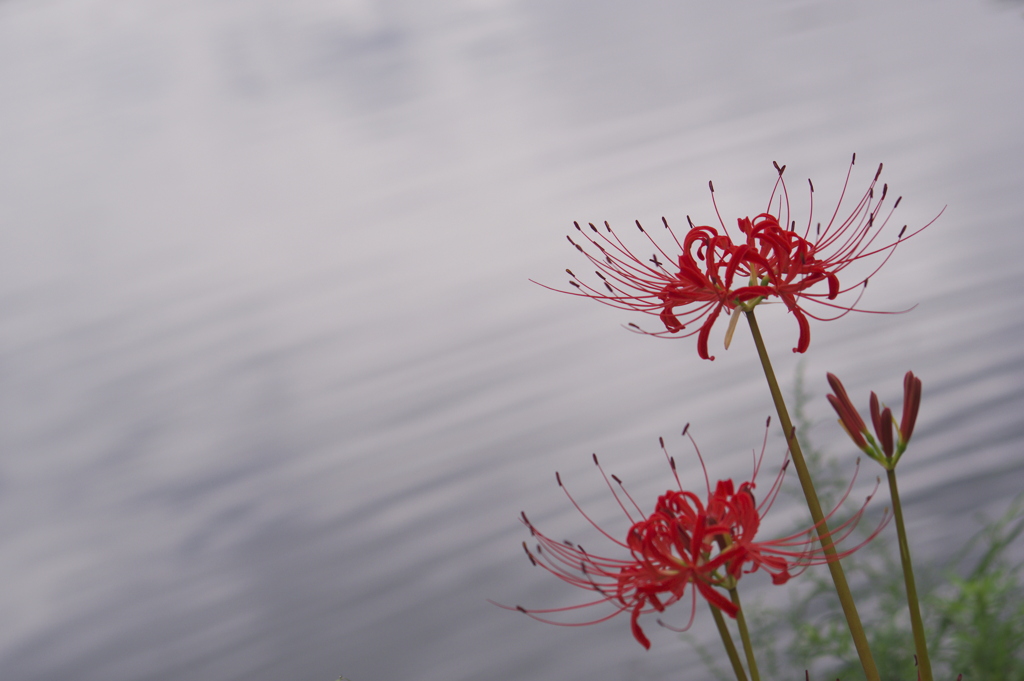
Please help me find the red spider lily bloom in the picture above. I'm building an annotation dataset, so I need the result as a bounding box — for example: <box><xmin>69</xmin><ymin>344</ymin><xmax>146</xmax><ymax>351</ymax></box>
<box><xmin>827</xmin><ymin>371</ymin><xmax>923</xmax><ymax>468</ymax></box>
<box><xmin>540</xmin><ymin>155</ymin><xmax>941</xmax><ymax>360</ymax></box>
<box><xmin>495</xmin><ymin>423</ymin><xmax>887</xmax><ymax>649</ymax></box>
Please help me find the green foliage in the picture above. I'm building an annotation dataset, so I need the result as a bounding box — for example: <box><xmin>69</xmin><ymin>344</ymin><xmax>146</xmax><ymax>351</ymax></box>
<box><xmin>929</xmin><ymin>497</ymin><xmax>1024</xmax><ymax>681</ymax></box>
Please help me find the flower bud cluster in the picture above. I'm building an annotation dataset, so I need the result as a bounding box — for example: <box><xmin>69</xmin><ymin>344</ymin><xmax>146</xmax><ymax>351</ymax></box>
<box><xmin>826</xmin><ymin>371</ymin><xmax>922</xmax><ymax>469</ymax></box>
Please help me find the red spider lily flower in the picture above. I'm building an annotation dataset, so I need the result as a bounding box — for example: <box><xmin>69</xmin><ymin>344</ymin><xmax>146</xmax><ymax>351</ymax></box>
<box><xmin>826</xmin><ymin>371</ymin><xmax>923</xmax><ymax>468</ymax></box>
<box><xmin>539</xmin><ymin>155</ymin><xmax>941</xmax><ymax>360</ymax></box>
<box><xmin>495</xmin><ymin>423</ymin><xmax>887</xmax><ymax>649</ymax></box>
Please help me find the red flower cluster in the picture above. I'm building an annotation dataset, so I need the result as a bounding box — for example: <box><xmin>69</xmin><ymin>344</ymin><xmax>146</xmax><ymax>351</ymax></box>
<box><xmin>544</xmin><ymin>156</ymin><xmax>939</xmax><ymax>360</ymax></box>
<box><xmin>498</xmin><ymin>425</ymin><xmax>886</xmax><ymax>649</ymax></box>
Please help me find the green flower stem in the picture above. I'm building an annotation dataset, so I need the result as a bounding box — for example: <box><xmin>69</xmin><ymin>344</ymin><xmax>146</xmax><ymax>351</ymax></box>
<box><xmin>886</xmin><ymin>467</ymin><xmax>933</xmax><ymax>681</ymax></box>
<box><xmin>709</xmin><ymin>602</ymin><xmax>749</xmax><ymax>681</ymax></box>
<box><xmin>727</xmin><ymin>586</ymin><xmax>760</xmax><ymax>681</ymax></box>
<box><xmin>743</xmin><ymin>310</ymin><xmax>880</xmax><ymax>681</ymax></box>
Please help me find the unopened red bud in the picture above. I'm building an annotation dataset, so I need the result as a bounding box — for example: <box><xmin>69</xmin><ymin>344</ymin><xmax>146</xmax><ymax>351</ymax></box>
<box><xmin>827</xmin><ymin>394</ymin><xmax>868</xmax><ymax>449</ymax></box>
<box><xmin>869</xmin><ymin>392</ymin><xmax>882</xmax><ymax>440</ymax></box>
<box><xmin>826</xmin><ymin>373</ymin><xmax>868</xmax><ymax>434</ymax></box>
<box><xmin>878</xmin><ymin>406</ymin><xmax>894</xmax><ymax>458</ymax></box>
<box><xmin>901</xmin><ymin>371</ymin><xmax>922</xmax><ymax>443</ymax></box>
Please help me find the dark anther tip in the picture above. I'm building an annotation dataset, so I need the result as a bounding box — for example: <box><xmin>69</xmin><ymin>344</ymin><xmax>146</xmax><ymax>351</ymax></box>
<box><xmin>592</xmin><ymin>452</ymin><xmax>599</xmax><ymax>465</ymax></box>
<box><xmin>708</xmin><ymin>180</ymin><xmax>715</xmax><ymax>192</ymax></box>
<box><xmin>555</xmin><ymin>471</ymin><xmax>562</xmax><ymax>486</ymax></box>
<box><xmin>808</xmin><ymin>178</ymin><xmax>814</xmax><ymax>192</ymax></box>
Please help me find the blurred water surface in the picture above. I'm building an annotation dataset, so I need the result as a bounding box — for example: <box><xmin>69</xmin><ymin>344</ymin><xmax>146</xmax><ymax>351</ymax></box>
<box><xmin>1</xmin><ymin>0</ymin><xmax>1023</xmax><ymax>680</ymax></box>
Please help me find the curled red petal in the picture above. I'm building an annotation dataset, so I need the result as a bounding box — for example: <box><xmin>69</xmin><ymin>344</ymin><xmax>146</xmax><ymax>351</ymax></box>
<box><xmin>826</xmin><ymin>273</ymin><xmax>840</xmax><ymax>300</ymax></box>
<box><xmin>659</xmin><ymin>307</ymin><xmax>683</xmax><ymax>333</ymax></box>
<box><xmin>630</xmin><ymin>602</ymin><xmax>652</xmax><ymax>650</ymax></box>
<box><xmin>791</xmin><ymin>307</ymin><xmax>811</xmax><ymax>353</ymax></box>
<box><xmin>697</xmin><ymin>306</ymin><xmax>723</xmax><ymax>361</ymax></box>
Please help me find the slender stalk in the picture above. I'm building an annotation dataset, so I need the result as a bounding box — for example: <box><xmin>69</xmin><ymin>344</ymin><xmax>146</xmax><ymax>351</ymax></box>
<box><xmin>727</xmin><ymin>587</ymin><xmax>760</xmax><ymax>681</ymax></box>
<box><xmin>709</xmin><ymin>602</ymin><xmax>749</xmax><ymax>681</ymax></box>
<box><xmin>886</xmin><ymin>468</ymin><xmax>933</xmax><ymax>681</ymax></box>
<box><xmin>743</xmin><ymin>310</ymin><xmax>880</xmax><ymax>681</ymax></box>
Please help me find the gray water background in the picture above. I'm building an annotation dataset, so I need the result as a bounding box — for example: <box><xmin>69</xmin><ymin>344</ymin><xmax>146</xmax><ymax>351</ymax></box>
<box><xmin>1</xmin><ymin>0</ymin><xmax>1024</xmax><ymax>679</ymax></box>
